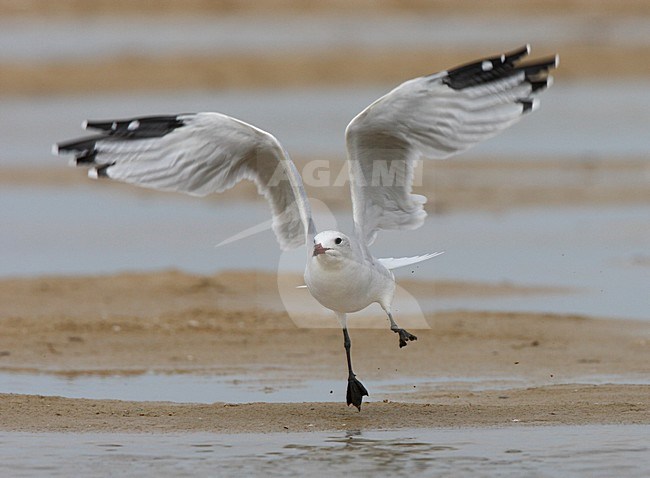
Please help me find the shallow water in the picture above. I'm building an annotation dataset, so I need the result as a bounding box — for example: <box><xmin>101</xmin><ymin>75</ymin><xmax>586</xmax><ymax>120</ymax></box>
<box><xmin>1</xmin><ymin>370</ymin><xmax>648</xmax><ymax>405</ymax></box>
<box><xmin>2</xmin><ymin>185</ymin><xmax>648</xmax><ymax>320</ymax></box>
<box><xmin>1</xmin><ymin>425</ymin><xmax>649</xmax><ymax>477</ymax></box>
<box><xmin>0</xmin><ymin>370</ymin><xmax>355</xmax><ymax>404</ymax></box>
<box><xmin>2</xmin><ymin>13</ymin><xmax>650</xmax><ymax>62</ymax></box>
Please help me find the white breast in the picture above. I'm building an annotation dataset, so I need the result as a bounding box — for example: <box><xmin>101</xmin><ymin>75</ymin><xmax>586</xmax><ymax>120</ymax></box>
<box><xmin>304</xmin><ymin>255</ymin><xmax>395</xmax><ymax>314</ymax></box>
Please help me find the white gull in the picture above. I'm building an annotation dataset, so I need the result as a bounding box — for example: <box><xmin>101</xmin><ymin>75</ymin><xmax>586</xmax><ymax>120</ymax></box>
<box><xmin>54</xmin><ymin>45</ymin><xmax>558</xmax><ymax>410</ymax></box>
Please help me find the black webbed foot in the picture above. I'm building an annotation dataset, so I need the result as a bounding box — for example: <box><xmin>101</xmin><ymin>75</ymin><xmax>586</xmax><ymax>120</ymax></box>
<box><xmin>392</xmin><ymin>327</ymin><xmax>417</xmax><ymax>348</ymax></box>
<box><xmin>346</xmin><ymin>375</ymin><xmax>369</xmax><ymax>411</ymax></box>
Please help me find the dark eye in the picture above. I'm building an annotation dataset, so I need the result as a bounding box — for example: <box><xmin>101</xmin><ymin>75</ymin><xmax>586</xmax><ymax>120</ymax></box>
<box><xmin>335</xmin><ymin>237</ymin><xmax>342</xmax><ymax>245</ymax></box>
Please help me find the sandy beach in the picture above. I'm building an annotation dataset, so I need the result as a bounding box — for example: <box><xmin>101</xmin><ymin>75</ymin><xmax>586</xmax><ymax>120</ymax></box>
<box><xmin>2</xmin><ymin>384</ymin><xmax>649</xmax><ymax>433</ymax></box>
<box><xmin>1</xmin><ymin>270</ymin><xmax>648</xmax><ymax>432</ymax></box>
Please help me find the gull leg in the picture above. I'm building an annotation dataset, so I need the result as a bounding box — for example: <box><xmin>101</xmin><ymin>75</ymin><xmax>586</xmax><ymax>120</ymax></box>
<box><xmin>338</xmin><ymin>313</ymin><xmax>368</xmax><ymax>411</ymax></box>
<box><xmin>388</xmin><ymin>312</ymin><xmax>417</xmax><ymax>348</ymax></box>
<box><xmin>343</xmin><ymin>328</ymin><xmax>369</xmax><ymax>411</ymax></box>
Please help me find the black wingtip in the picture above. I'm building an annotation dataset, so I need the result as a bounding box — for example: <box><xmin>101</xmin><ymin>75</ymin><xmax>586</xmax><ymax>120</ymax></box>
<box><xmin>54</xmin><ymin>135</ymin><xmax>101</xmax><ymax>155</ymax></box>
<box><xmin>84</xmin><ymin>115</ymin><xmax>185</xmax><ymax>138</ymax></box>
<box><xmin>519</xmin><ymin>55</ymin><xmax>559</xmax><ymax>77</ymax></box>
<box><xmin>530</xmin><ymin>78</ymin><xmax>551</xmax><ymax>92</ymax></box>
<box><xmin>441</xmin><ymin>46</ymin><xmax>558</xmax><ymax>91</ymax></box>
<box><xmin>521</xmin><ymin>100</ymin><xmax>533</xmax><ymax>113</ymax></box>
<box><xmin>503</xmin><ymin>44</ymin><xmax>531</xmax><ymax>64</ymax></box>
<box><xmin>88</xmin><ymin>163</ymin><xmax>114</xmax><ymax>179</ymax></box>
<box><xmin>519</xmin><ymin>98</ymin><xmax>539</xmax><ymax>114</ymax></box>
<box><xmin>83</xmin><ymin>119</ymin><xmax>115</xmax><ymax>132</ymax></box>
<box><xmin>53</xmin><ymin>135</ymin><xmax>104</xmax><ymax>169</ymax></box>
<box><xmin>54</xmin><ymin>115</ymin><xmax>190</xmax><ymax>170</ymax></box>
<box><xmin>441</xmin><ymin>44</ymin><xmax>530</xmax><ymax>86</ymax></box>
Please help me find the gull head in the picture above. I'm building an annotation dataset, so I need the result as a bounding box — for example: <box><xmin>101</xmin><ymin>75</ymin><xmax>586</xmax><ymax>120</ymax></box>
<box><xmin>312</xmin><ymin>230</ymin><xmax>353</xmax><ymax>261</ymax></box>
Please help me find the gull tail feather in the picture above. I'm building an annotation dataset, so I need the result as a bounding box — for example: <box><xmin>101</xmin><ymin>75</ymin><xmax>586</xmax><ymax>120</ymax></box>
<box><xmin>215</xmin><ymin>219</ymin><xmax>273</xmax><ymax>249</ymax></box>
<box><xmin>378</xmin><ymin>252</ymin><xmax>444</xmax><ymax>270</ymax></box>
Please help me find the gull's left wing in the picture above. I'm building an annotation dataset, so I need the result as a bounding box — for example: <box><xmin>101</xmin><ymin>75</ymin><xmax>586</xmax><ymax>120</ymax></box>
<box><xmin>346</xmin><ymin>45</ymin><xmax>558</xmax><ymax>246</ymax></box>
<box><xmin>53</xmin><ymin>112</ymin><xmax>315</xmax><ymax>250</ymax></box>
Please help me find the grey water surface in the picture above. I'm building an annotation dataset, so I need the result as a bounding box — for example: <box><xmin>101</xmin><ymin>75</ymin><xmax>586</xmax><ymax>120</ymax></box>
<box><xmin>2</xmin><ymin>13</ymin><xmax>650</xmax><ymax>62</ymax></box>
<box><xmin>2</xmin><ymin>186</ymin><xmax>648</xmax><ymax>320</ymax></box>
<box><xmin>1</xmin><ymin>370</ymin><xmax>648</xmax><ymax>405</ymax></box>
<box><xmin>1</xmin><ymin>425</ymin><xmax>649</xmax><ymax>477</ymax></box>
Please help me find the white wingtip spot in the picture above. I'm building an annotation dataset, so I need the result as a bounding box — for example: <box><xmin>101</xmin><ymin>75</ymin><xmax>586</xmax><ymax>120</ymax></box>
<box><xmin>481</xmin><ymin>60</ymin><xmax>493</xmax><ymax>71</ymax></box>
<box><xmin>81</xmin><ymin>120</ymin><xmax>88</xmax><ymax>130</ymax></box>
<box><xmin>554</xmin><ymin>54</ymin><xmax>560</xmax><ymax>68</ymax></box>
<box><xmin>531</xmin><ymin>98</ymin><xmax>541</xmax><ymax>112</ymax></box>
<box><xmin>51</xmin><ymin>143</ymin><xmax>59</xmax><ymax>155</ymax></box>
<box><xmin>127</xmin><ymin>120</ymin><xmax>140</xmax><ymax>131</ymax></box>
<box><xmin>546</xmin><ymin>76</ymin><xmax>554</xmax><ymax>88</ymax></box>
<box><xmin>88</xmin><ymin>168</ymin><xmax>99</xmax><ymax>179</ymax></box>
<box><xmin>525</xmin><ymin>43</ymin><xmax>531</xmax><ymax>54</ymax></box>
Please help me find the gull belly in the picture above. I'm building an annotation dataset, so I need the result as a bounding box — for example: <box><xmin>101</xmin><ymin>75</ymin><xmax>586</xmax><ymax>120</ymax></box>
<box><xmin>304</xmin><ymin>255</ymin><xmax>395</xmax><ymax>314</ymax></box>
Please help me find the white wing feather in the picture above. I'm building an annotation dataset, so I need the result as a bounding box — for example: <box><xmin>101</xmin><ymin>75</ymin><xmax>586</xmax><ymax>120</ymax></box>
<box><xmin>54</xmin><ymin>47</ymin><xmax>556</xmax><ymax>254</ymax></box>
<box><xmin>346</xmin><ymin>46</ymin><xmax>557</xmax><ymax>246</ymax></box>
<box><xmin>55</xmin><ymin>113</ymin><xmax>315</xmax><ymax>250</ymax></box>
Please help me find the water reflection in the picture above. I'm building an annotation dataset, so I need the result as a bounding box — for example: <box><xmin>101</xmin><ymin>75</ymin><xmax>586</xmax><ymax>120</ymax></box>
<box><xmin>281</xmin><ymin>430</ymin><xmax>464</xmax><ymax>476</ymax></box>
<box><xmin>1</xmin><ymin>425</ymin><xmax>648</xmax><ymax>477</ymax></box>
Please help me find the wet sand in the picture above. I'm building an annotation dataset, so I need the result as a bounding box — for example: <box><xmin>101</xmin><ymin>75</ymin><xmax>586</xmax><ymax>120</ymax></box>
<box><xmin>0</xmin><ymin>270</ymin><xmax>649</xmax><ymax>432</ymax></box>
<box><xmin>2</xmin><ymin>385</ymin><xmax>649</xmax><ymax>433</ymax></box>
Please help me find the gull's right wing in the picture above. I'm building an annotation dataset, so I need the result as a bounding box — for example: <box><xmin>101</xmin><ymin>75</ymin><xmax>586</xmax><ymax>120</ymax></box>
<box><xmin>54</xmin><ymin>112</ymin><xmax>315</xmax><ymax>250</ymax></box>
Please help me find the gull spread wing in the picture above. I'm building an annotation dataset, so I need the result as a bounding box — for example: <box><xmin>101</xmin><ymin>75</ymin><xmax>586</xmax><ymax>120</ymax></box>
<box><xmin>53</xmin><ymin>112</ymin><xmax>315</xmax><ymax>250</ymax></box>
<box><xmin>345</xmin><ymin>45</ymin><xmax>558</xmax><ymax>246</ymax></box>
